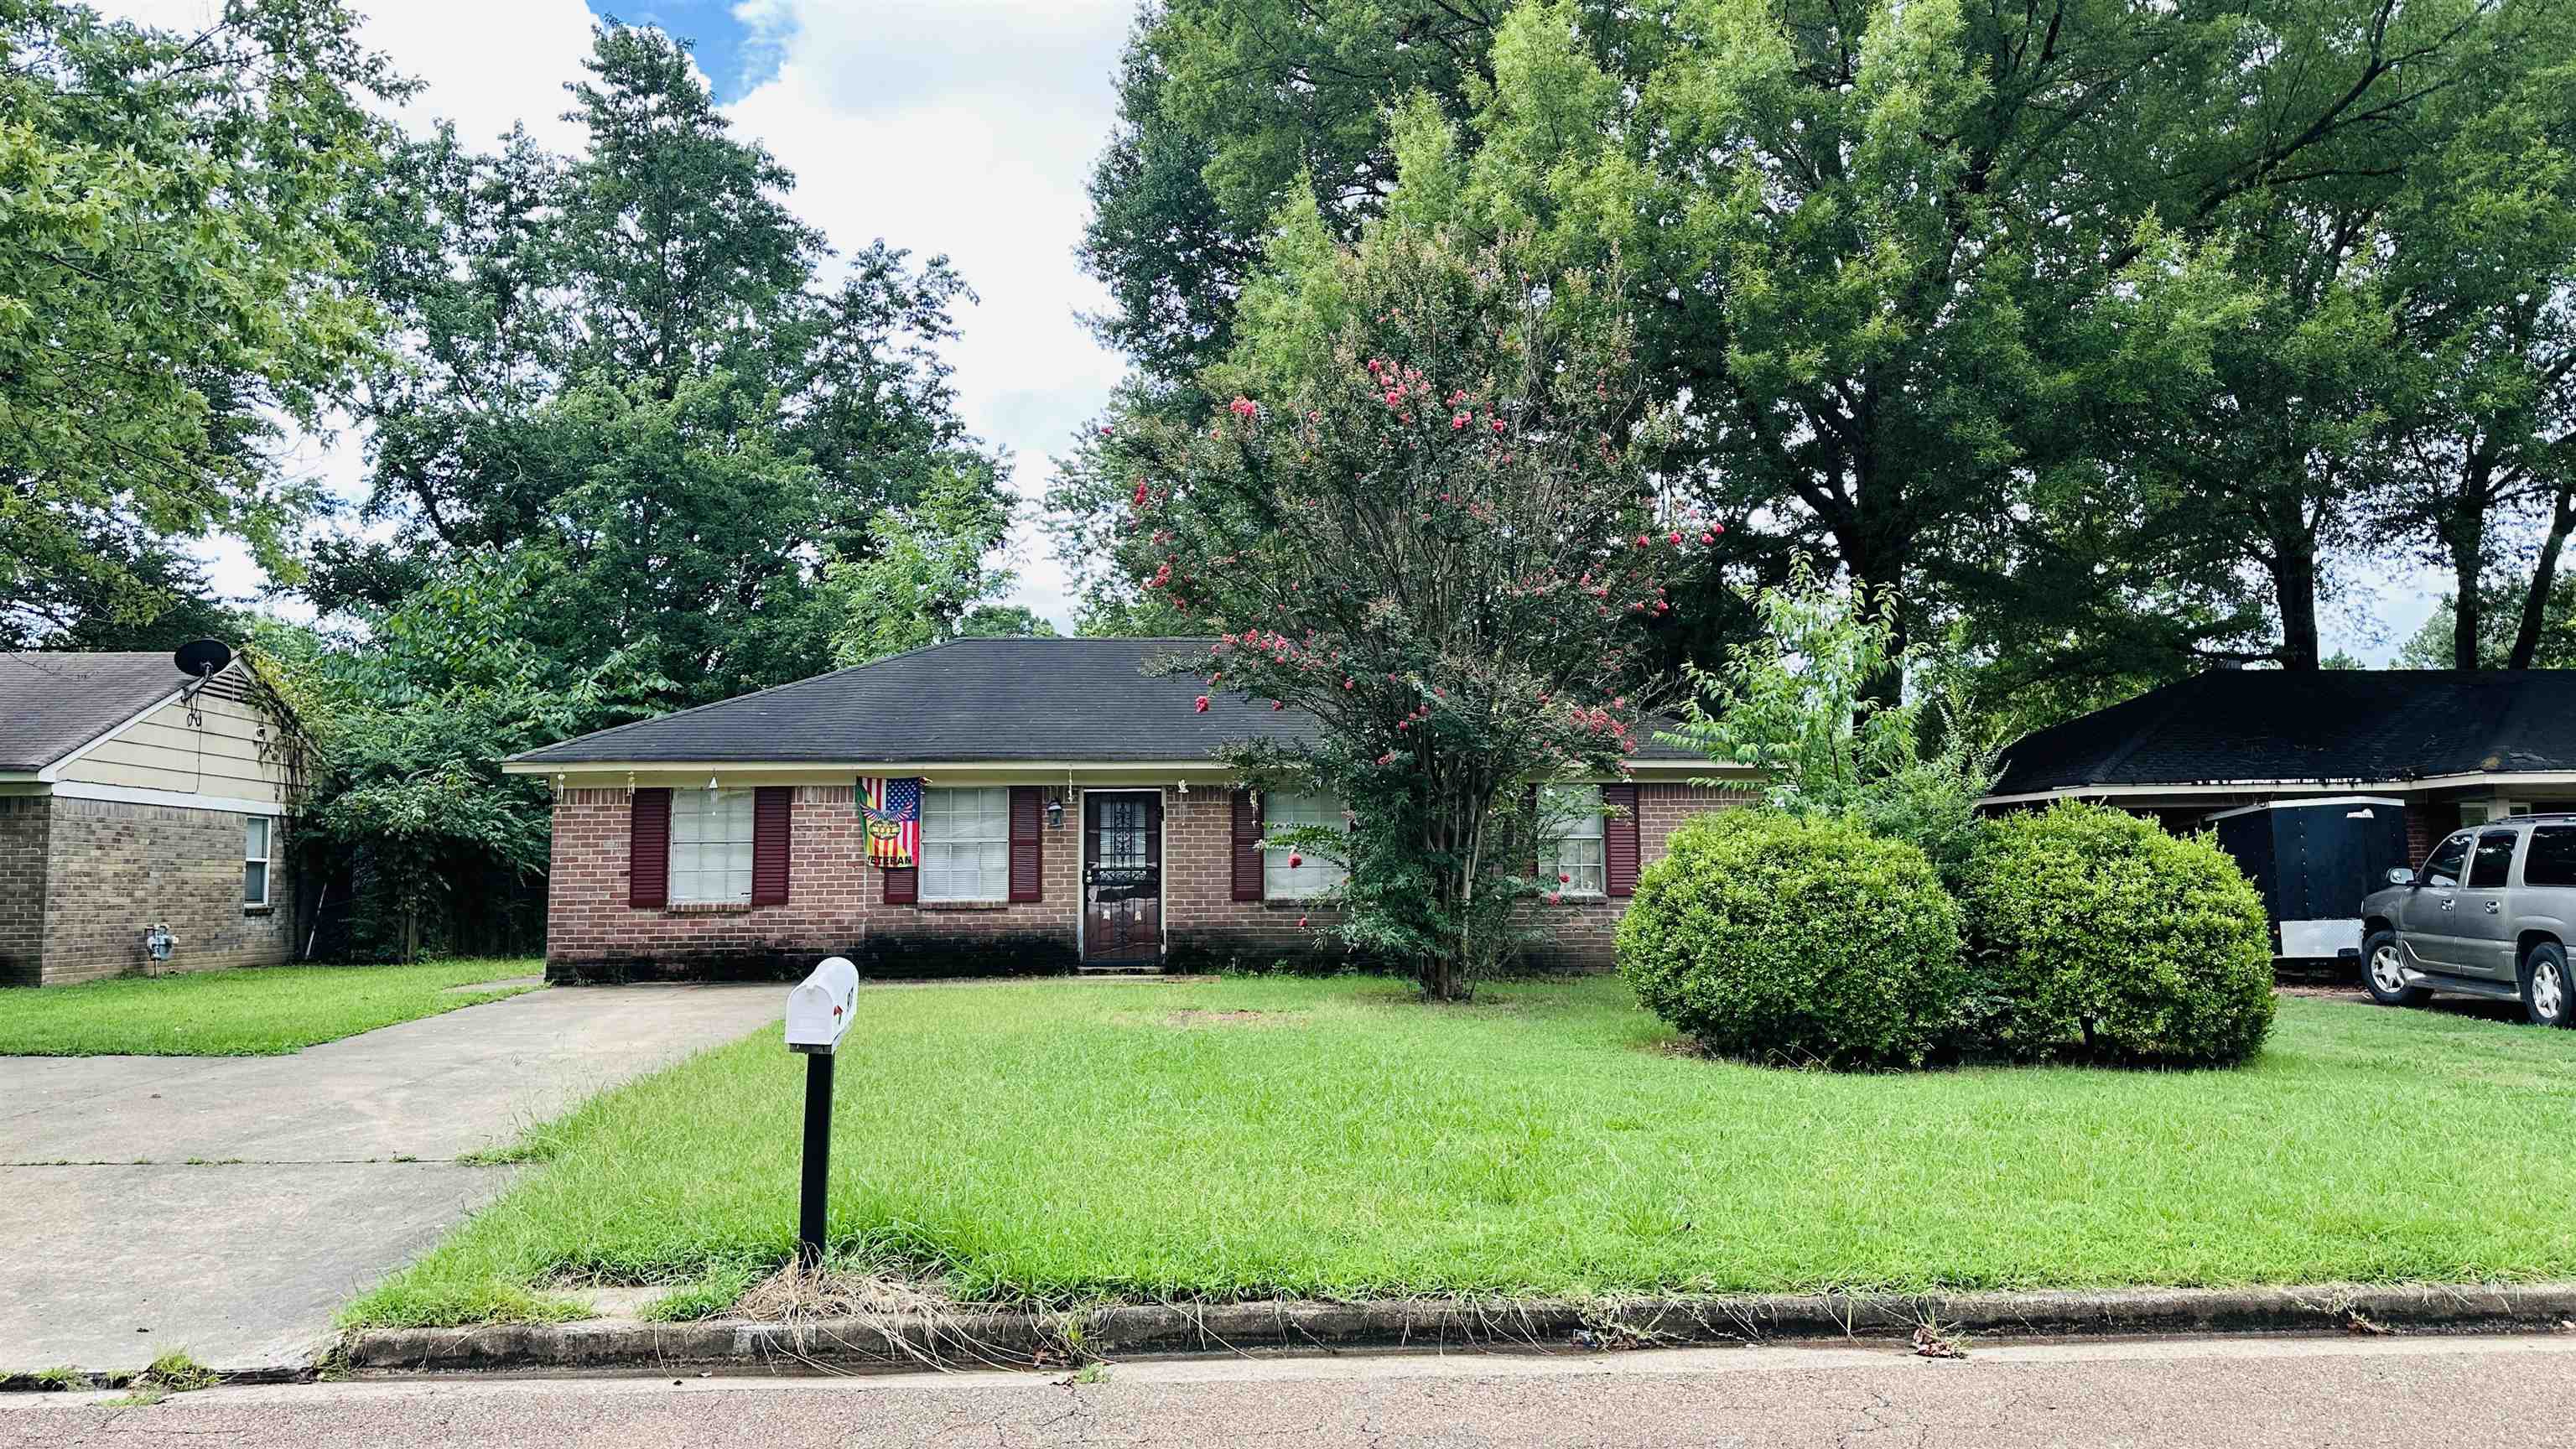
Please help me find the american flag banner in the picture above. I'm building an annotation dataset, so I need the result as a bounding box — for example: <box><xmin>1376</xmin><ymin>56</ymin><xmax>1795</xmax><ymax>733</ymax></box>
<box><xmin>860</xmin><ymin>776</ymin><xmax>922</xmax><ymax>868</ymax></box>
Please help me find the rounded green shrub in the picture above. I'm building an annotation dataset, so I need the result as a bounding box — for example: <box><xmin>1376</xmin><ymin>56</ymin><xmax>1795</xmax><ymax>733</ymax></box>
<box><xmin>1615</xmin><ymin>809</ymin><xmax>1967</xmax><ymax>1069</ymax></box>
<box><xmin>1959</xmin><ymin>801</ymin><xmax>2274</xmax><ymax>1067</ymax></box>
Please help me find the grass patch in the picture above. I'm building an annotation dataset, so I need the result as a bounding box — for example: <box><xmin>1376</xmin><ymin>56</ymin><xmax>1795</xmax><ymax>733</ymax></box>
<box><xmin>30</xmin><ymin>1366</ymin><xmax>92</xmax><ymax>1392</ymax></box>
<box><xmin>345</xmin><ymin>975</ymin><xmax>2576</xmax><ymax>1324</ymax></box>
<box><xmin>0</xmin><ymin>958</ymin><xmax>542</xmax><ymax>1056</ymax></box>
<box><xmin>641</xmin><ymin>1262</ymin><xmax>765</xmax><ymax>1322</ymax></box>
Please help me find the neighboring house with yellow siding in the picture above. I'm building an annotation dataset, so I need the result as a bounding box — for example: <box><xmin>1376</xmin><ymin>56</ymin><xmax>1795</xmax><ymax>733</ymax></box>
<box><xmin>0</xmin><ymin>651</ymin><xmax>305</xmax><ymax>986</ymax></box>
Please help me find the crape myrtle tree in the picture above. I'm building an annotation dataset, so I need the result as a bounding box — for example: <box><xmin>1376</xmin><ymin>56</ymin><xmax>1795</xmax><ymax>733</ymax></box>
<box><xmin>1123</xmin><ymin>211</ymin><xmax>1722</xmax><ymax>1000</ymax></box>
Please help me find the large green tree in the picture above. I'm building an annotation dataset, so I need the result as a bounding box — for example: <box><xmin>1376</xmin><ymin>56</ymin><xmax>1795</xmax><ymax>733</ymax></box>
<box><xmin>326</xmin><ymin>24</ymin><xmax>1006</xmax><ymax>705</ymax></box>
<box><xmin>1</xmin><ymin>0</ymin><xmax>402</xmax><ymax>641</ymax></box>
<box><xmin>1079</xmin><ymin>0</ymin><xmax>2561</xmax><ymax>699</ymax></box>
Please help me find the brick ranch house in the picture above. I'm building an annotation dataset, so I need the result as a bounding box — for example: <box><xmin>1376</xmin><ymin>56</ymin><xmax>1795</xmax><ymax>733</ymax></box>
<box><xmin>506</xmin><ymin>637</ymin><xmax>1748</xmax><ymax>980</ymax></box>
<box><xmin>1</xmin><ymin>651</ymin><xmax>303</xmax><ymax>987</ymax></box>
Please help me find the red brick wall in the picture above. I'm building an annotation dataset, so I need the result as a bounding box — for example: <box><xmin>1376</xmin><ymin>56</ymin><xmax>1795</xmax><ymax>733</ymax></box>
<box><xmin>1524</xmin><ymin>785</ymin><xmax>1742</xmax><ymax>969</ymax></box>
<box><xmin>2405</xmin><ymin>800</ymin><xmax>2461</xmax><ymax>869</ymax></box>
<box><xmin>543</xmin><ymin>781</ymin><xmax>1741</xmax><ymax>979</ymax></box>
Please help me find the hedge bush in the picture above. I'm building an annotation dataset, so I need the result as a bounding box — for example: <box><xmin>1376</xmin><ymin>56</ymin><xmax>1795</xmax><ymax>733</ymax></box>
<box><xmin>1959</xmin><ymin>801</ymin><xmax>2274</xmax><ymax>1067</ymax></box>
<box><xmin>1616</xmin><ymin>810</ymin><xmax>1966</xmax><ymax>1069</ymax></box>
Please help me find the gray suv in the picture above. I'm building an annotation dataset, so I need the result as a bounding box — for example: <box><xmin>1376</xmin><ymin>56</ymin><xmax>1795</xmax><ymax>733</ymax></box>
<box><xmin>2360</xmin><ymin>817</ymin><xmax>2576</xmax><ymax>1026</ymax></box>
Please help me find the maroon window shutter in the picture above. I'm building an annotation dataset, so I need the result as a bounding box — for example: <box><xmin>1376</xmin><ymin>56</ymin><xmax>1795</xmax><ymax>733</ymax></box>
<box><xmin>1008</xmin><ymin>787</ymin><xmax>1044</xmax><ymax>902</ymax></box>
<box><xmin>629</xmin><ymin>788</ymin><xmax>671</xmax><ymax>908</ymax></box>
<box><xmin>1230</xmin><ymin>788</ymin><xmax>1265</xmax><ymax>902</ymax></box>
<box><xmin>750</xmin><ymin>787</ymin><xmax>792</xmax><ymax>906</ymax></box>
<box><xmin>1603</xmin><ymin>783</ymin><xmax>1641</xmax><ymax>898</ymax></box>
<box><xmin>883</xmin><ymin>863</ymin><xmax>917</xmax><ymax>905</ymax></box>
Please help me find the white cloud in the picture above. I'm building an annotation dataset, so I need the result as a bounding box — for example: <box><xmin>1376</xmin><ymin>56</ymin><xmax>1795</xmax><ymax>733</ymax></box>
<box><xmin>112</xmin><ymin>0</ymin><xmax>1124</xmax><ymax>631</ymax></box>
<box><xmin>723</xmin><ymin>0</ymin><xmax>1135</xmax><ymax>628</ymax></box>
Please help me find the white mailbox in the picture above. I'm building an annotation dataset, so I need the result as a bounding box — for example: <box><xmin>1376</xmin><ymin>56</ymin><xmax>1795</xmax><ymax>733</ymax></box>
<box><xmin>785</xmin><ymin>956</ymin><xmax>860</xmax><ymax>1055</ymax></box>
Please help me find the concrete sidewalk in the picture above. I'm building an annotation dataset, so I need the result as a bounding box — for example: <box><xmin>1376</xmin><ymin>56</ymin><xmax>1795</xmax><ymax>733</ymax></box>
<box><xmin>8</xmin><ymin>1331</ymin><xmax>2573</xmax><ymax>1446</ymax></box>
<box><xmin>0</xmin><ymin>984</ymin><xmax>780</xmax><ymax>1376</ymax></box>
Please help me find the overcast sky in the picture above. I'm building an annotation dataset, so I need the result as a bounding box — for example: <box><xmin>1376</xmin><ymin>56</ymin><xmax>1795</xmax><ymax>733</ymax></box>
<box><xmin>106</xmin><ymin>0</ymin><xmax>2439</xmax><ymax>659</ymax></box>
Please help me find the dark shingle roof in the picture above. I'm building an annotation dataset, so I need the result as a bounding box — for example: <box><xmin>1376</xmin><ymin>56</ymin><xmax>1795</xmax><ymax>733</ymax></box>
<box><xmin>0</xmin><ymin>652</ymin><xmax>192</xmax><ymax>772</ymax></box>
<box><xmin>1992</xmin><ymin>669</ymin><xmax>2576</xmax><ymax>795</ymax></box>
<box><xmin>511</xmin><ymin>636</ymin><xmax>1700</xmax><ymax>766</ymax></box>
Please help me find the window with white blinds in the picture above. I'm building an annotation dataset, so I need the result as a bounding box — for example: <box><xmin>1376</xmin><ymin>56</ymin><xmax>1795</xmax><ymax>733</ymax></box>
<box><xmin>670</xmin><ymin>788</ymin><xmax>756</xmax><ymax>904</ymax></box>
<box><xmin>923</xmin><ymin>787</ymin><xmax>1010</xmax><ymax>901</ymax></box>
<box><xmin>1264</xmin><ymin>792</ymin><xmax>1348</xmax><ymax>900</ymax></box>
<box><xmin>1540</xmin><ymin>785</ymin><xmax>1606</xmax><ymax>896</ymax></box>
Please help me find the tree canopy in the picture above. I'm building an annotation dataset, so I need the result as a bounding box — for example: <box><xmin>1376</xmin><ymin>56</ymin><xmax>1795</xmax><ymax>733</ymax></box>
<box><xmin>1075</xmin><ymin>0</ymin><xmax>2576</xmax><ymax>702</ymax></box>
<box><xmin>320</xmin><ymin>23</ymin><xmax>1009</xmax><ymax>706</ymax></box>
<box><xmin>1</xmin><ymin>0</ymin><xmax>404</xmax><ymax>642</ymax></box>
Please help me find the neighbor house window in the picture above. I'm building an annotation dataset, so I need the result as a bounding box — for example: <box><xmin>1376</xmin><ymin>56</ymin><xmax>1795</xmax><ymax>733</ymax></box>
<box><xmin>922</xmin><ymin>786</ymin><xmax>1010</xmax><ymax>901</ymax></box>
<box><xmin>243</xmin><ymin>817</ymin><xmax>271</xmax><ymax>908</ymax></box>
<box><xmin>1264</xmin><ymin>792</ymin><xmax>1348</xmax><ymax>899</ymax></box>
<box><xmin>1539</xmin><ymin>785</ymin><xmax>1606</xmax><ymax>896</ymax></box>
<box><xmin>670</xmin><ymin>788</ymin><xmax>756</xmax><ymax>904</ymax></box>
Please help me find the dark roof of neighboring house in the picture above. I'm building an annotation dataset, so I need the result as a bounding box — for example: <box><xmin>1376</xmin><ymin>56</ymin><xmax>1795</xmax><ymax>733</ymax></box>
<box><xmin>0</xmin><ymin>652</ymin><xmax>195</xmax><ymax>772</ymax></box>
<box><xmin>511</xmin><ymin>636</ymin><xmax>1701</xmax><ymax>767</ymax></box>
<box><xmin>1991</xmin><ymin>669</ymin><xmax>2576</xmax><ymax>796</ymax></box>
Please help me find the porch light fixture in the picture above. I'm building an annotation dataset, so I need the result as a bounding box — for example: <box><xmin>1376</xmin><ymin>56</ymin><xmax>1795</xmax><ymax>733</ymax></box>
<box><xmin>1045</xmin><ymin>790</ymin><xmax>1066</xmax><ymax>830</ymax></box>
<box><xmin>705</xmin><ymin>773</ymin><xmax>721</xmax><ymax>797</ymax></box>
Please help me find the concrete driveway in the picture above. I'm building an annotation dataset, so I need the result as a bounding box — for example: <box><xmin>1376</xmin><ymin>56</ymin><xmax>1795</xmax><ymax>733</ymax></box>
<box><xmin>0</xmin><ymin>984</ymin><xmax>780</xmax><ymax>1377</ymax></box>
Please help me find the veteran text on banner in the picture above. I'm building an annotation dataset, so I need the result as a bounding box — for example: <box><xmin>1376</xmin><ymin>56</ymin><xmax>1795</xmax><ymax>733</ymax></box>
<box><xmin>860</xmin><ymin>776</ymin><xmax>922</xmax><ymax>868</ymax></box>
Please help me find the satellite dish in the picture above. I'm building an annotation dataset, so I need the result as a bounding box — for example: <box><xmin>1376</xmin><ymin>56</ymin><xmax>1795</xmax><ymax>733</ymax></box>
<box><xmin>173</xmin><ymin>639</ymin><xmax>234</xmax><ymax>681</ymax></box>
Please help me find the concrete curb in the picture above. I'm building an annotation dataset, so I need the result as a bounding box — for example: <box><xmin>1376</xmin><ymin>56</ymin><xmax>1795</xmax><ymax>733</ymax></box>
<box><xmin>341</xmin><ymin>1282</ymin><xmax>2576</xmax><ymax>1375</ymax></box>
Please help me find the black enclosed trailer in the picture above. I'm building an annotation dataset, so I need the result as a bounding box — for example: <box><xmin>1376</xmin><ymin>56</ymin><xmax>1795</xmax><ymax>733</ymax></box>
<box><xmin>2210</xmin><ymin>797</ymin><xmax>2412</xmax><ymax>962</ymax></box>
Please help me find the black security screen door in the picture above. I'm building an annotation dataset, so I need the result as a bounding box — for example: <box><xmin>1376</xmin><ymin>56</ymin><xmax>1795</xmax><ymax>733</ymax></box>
<box><xmin>1083</xmin><ymin>792</ymin><xmax>1162</xmax><ymax>963</ymax></box>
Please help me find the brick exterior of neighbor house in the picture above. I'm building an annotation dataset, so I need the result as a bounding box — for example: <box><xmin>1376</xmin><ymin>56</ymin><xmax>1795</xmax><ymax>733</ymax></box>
<box><xmin>0</xmin><ymin>795</ymin><xmax>295</xmax><ymax>987</ymax></box>
<box><xmin>0</xmin><ymin>796</ymin><xmax>49</xmax><ymax>989</ymax></box>
<box><xmin>541</xmin><ymin>781</ymin><xmax>1741</xmax><ymax>981</ymax></box>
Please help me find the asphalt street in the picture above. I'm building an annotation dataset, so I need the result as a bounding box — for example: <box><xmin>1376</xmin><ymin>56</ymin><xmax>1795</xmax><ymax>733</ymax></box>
<box><xmin>6</xmin><ymin>1330</ymin><xmax>2569</xmax><ymax>1446</ymax></box>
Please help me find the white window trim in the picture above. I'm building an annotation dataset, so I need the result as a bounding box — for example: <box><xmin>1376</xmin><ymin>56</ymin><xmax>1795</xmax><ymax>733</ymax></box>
<box><xmin>921</xmin><ymin>785</ymin><xmax>1011</xmax><ymax>903</ymax></box>
<box><xmin>670</xmin><ymin>787</ymin><xmax>756</xmax><ymax>906</ymax></box>
<box><xmin>242</xmin><ymin>815</ymin><xmax>272</xmax><ymax>910</ymax></box>
<box><xmin>1263</xmin><ymin>792</ymin><xmax>1349</xmax><ymax>901</ymax></box>
<box><xmin>1539</xmin><ymin>784</ymin><xmax>1607</xmax><ymax>899</ymax></box>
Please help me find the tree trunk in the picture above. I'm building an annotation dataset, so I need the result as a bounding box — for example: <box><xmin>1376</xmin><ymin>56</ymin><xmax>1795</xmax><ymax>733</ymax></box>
<box><xmin>2267</xmin><ymin>543</ymin><xmax>2323</xmax><ymax>671</ymax></box>
<box><xmin>1836</xmin><ymin>517</ymin><xmax>1909</xmax><ymax>707</ymax></box>
<box><xmin>2510</xmin><ymin>480</ymin><xmax>2576</xmax><ymax>669</ymax></box>
<box><xmin>2445</xmin><ymin>456</ymin><xmax>2496</xmax><ymax>670</ymax></box>
<box><xmin>2451</xmin><ymin>522</ymin><xmax>2486</xmax><ymax>671</ymax></box>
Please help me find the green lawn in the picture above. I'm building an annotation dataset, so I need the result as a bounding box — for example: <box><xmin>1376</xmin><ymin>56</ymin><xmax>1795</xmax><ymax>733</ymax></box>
<box><xmin>345</xmin><ymin>974</ymin><xmax>2576</xmax><ymax>1327</ymax></box>
<box><xmin>0</xmin><ymin>959</ymin><xmax>543</xmax><ymax>1056</ymax></box>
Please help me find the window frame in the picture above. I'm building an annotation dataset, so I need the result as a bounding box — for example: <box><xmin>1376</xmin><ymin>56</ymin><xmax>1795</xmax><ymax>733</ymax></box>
<box><xmin>2526</xmin><ymin>825</ymin><xmax>2576</xmax><ymax>888</ymax></box>
<box><xmin>1262</xmin><ymin>791</ymin><xmax>1350</xmax><ymax>901</ymax></box>
<box><xmin>921</xmin><ymin>785</ymin><xmax>1011</xmax><ymax>903</ymax></box>
<box><xmin>669</xmin><ymin>787</ymin><xmax>758</xmax><ymax>905</ymax></box>
<box><xmin>2421</xmin><ymin>831</ymin><xmax>2474</xmax><ymax>887</ymax></box>
<box><xmin>2469</xmin><ymin>828</ymin><xmax>2521</xmax><ymax>891</ymax></box>
<box><xmin>242</xmin><ymin>815</ymin><xmax>272</xmax><ymax>910</ymax></box>
<box><xmin>1539</xmin><ymin>784</ymin><xmax>1607</xmax><ymax>898</ymax></box>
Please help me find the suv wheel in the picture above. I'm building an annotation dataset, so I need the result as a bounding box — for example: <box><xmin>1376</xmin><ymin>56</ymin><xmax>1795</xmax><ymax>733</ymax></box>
<box><xmin>2362</xmin><ymin>930</ymin><xmax>2427</xmax><ymax>1007</ymax></box>
<box><xmin>2523</xmin><ymin>943</ymin><xmax>2574</xmax><ymax>1028</ymax></box>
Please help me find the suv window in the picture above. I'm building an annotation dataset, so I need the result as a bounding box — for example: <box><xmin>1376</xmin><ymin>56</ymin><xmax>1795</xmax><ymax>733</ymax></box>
<box><xmin>2470</xmin><ymin>828</ymin><xmax>2520</xmax><ymax>889</ymax></box>
<box><xmin>2528</xmin><ymin>827</ymin><xmax>2576</xmax><ymax>887</ymax></box>
<box><xmin>2422</xmin><ymin>832</ymin><xmax>2473</xmax><ymax>886</ymax></box>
